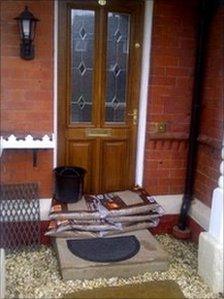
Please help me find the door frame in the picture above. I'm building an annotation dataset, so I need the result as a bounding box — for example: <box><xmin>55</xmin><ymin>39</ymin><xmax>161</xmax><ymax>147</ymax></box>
<box><xmin>53</xmin><ymin>0</ymin><xmax>154</xmax><ymax>188</ymax></box>
<box><xmin>135</xmin><ymin>0</ymin><xmax>154</xmax><ymax>186</ymax></box>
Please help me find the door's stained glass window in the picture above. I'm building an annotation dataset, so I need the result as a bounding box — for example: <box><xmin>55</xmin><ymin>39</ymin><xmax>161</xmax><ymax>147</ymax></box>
<box><xmin>105</xmin><ymin>13</ymin><xmax>130</xmax><ymax>123</ymax></box>
<box><xmin>71</xmin><ymin>10</ymin><xmax>95</xmax><ymax>123</ymax></box>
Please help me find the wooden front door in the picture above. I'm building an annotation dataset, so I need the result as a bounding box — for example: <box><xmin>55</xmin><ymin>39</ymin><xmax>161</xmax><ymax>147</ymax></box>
<box><xmin>58</xmin><ymin>0</ymin><xmax>143</xmax><ymax>194</ymax></box>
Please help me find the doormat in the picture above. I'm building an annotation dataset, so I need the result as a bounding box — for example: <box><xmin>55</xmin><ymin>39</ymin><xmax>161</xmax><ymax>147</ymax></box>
<box><xmin>67</xmin><ymin>235</ymin><xmax>140</xmax><ymax>262</ymax></box>
<box><xmin>63</xmin><ymin>280</ymin><xmax>185</xmax><ymax>299</ymax></box>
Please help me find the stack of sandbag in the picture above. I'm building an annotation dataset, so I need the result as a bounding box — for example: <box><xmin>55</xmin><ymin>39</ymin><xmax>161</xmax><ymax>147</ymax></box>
<box><xmin>45</xmin><ymin>192</ymin><xmax>164</xmax><ymax>239</ymax></box>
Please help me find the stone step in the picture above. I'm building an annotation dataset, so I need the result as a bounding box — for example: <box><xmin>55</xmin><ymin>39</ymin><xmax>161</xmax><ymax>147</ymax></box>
<box><xmin>55</xmin><ymin>230</ymin><xmax>168</xmax><ymax>281</ymax></box>
<box><xmin>55</xmin><ymin>190</ymin><xmax>168</xmax><ymax>281</ymax></box>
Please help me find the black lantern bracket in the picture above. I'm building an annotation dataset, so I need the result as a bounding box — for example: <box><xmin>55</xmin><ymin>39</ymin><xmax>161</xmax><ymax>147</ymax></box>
<box><xmin>14</xmin><ymin>6</ymin><xmax>39</xmax><ymax>60</ymax></box>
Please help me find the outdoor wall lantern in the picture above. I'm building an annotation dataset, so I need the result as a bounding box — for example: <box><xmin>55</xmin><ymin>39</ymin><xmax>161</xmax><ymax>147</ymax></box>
<box><xmin>98</xmin><ymin>0</ymin><xmax>106</xmax><ymax>5</ymax></box>
<box><xmin>14</xmin><ymin>6</ymin><xmax>39</xmax><ymax>60</ymax></box>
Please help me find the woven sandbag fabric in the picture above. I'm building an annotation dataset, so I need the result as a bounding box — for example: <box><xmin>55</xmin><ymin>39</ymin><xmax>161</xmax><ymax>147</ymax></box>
<box><xmin>67</xmin><ymin>235</ymin><xmax>140</xmax><ymax>262</ymax></box>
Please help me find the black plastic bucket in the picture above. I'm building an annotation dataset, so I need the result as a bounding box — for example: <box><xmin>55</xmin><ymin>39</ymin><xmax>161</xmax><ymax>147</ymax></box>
<box><xmin>54</xmin><ymin>166</ymin><xmax>86</xmax><ymax>203</ymax></box>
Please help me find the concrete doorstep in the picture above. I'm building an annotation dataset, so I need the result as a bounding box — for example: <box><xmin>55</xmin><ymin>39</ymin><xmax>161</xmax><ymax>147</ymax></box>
<box><xmin>55</xmin><ymin>191</ymin><xmax>169</xmax><ymax>281</ymax></box>
<box><xmin>56</xmin><ymin>229</ymin><xmax>169</xmax><ymax>281</ymax></box>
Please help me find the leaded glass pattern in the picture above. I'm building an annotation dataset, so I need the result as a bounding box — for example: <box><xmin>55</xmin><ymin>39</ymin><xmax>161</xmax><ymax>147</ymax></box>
<box><xmin>105</xmin><ymin>13</ymin><xmax>130</xmax><ymax>123</ymax></box>
<box><xmin>71</xmin><ymin>10</ymin><xmax>95</xmax><ymax>123</ymax></box>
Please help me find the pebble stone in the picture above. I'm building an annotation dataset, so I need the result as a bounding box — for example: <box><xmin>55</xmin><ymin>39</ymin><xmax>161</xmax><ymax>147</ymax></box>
<box><xmin>5</xmin><ymin>234</ymin><xmax>224</xmax><ymax>299</ymax></box>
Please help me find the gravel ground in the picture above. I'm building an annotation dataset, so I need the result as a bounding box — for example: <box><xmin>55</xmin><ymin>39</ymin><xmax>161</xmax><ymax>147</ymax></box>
<box><xmin>5</xmin><ymin>234</ymin><xmax>223</xmax><ymax>299</ymax></box>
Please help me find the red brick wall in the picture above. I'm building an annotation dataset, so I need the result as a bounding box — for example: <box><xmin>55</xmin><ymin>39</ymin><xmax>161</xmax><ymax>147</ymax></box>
<box><xmin>143</xmin><ymin>0</ymin><xmax>198</xmax><ymax>195</ymax></box>
<box><xmin>1</xmin><ymin>150</ymin><xmax>53</xmax><ymax>198</ymax></box>
<box><xmin>0</xmin><ymin>0</ymin><xmax>54</xmax><ymax>197</ymax></box>
<box><xmin>144</xmin><ymin>140</ymin><xmax>188</xmax><ymax>194</ymax></box>
<box><xmin>194</xmin><ymin>146</ymin><xmax>221</xmax><ymax>207</ymax></box>
<box><xmin>194</xmin><ymin>5</ymin><xmax>224</xmax><ymax>207</ymax></box>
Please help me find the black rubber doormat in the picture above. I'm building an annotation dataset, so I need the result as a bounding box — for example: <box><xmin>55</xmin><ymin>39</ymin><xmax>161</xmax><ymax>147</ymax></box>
<box><xmin>67</xmin><ymin>235</ymin><xmax>140</xmax><ymax>262</ymax></box>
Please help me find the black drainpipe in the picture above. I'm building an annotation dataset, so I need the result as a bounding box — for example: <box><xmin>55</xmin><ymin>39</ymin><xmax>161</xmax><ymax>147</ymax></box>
<box><xmin>177</xmin><ymin>0</ymin><xmax>221</xmax><ymax>232</ymax></box>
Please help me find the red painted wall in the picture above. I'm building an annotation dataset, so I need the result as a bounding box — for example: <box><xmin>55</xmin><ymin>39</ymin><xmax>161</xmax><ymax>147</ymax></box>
<box><xmin>143</xmin><ymin>0</ymin><xmax>198</xmax><ymax>195</ymax></box>
<box><xmin>0</xmin><ymin>0</ymin><xmax>54</xmax><ymax>197</ymax></box>
<box><xmin>194</xmin><ymin>5</ymin><xmax>224</xmax><ymax>207</ymax></box>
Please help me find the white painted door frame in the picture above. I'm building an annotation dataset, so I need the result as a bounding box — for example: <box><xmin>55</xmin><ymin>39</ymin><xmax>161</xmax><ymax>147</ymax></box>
<box><xmin>135</xmin><ymin>0</ymin><xmax>154</xmax><ymax>186</ymax></box>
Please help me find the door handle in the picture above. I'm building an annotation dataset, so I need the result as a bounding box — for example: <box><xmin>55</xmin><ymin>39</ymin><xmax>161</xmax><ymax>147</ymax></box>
<box><xmin>127</xmin><ymin>108</ymin><xmax>138</xmax><ymax>125</ymax></box>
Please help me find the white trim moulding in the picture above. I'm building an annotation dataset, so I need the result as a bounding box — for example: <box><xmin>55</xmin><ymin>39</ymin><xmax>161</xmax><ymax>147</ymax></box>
<box><xmin>0</xmin><ymin>134</ymin><xmax>55</xmax><ymax>157</ymax></box>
